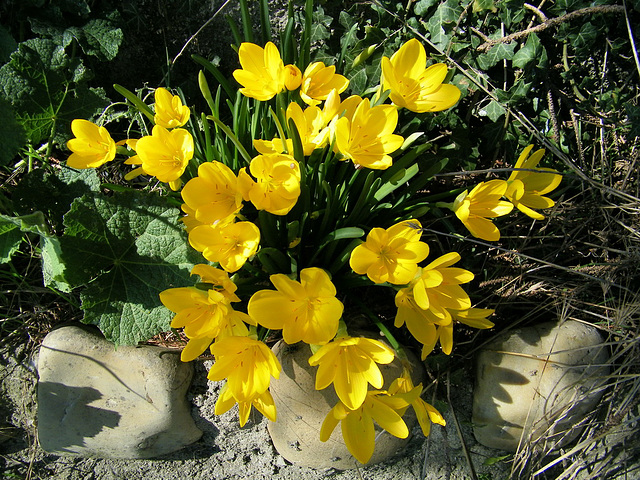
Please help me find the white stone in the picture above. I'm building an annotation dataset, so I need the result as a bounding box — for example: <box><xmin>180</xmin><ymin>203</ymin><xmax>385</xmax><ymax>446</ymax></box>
<box><xmin>37</xmin><ymin>325</ymin><xmax>202</xmax><ymax>458</ymax></box>
<box><xmin>267</xmin><ymin>340</ymin><xmax>425</xmax><ymax>470</ymax></box>
<box><xmin>472</xmin><ymin>320</ymin><xmax>609</xmax><ymax>452</ymax></box>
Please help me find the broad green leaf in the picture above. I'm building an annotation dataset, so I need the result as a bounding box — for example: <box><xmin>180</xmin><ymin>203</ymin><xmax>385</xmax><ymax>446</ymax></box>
<box><xmin>0</xmin><ymin>215</ymin><xmax>23</xmax><ymax>264</ymax></box>
<box><xmin>59</xmin><ymin>191</ymin><xmax>201</xmax><ymax>345</ymax></box>
<box><xmin>13</xmin><ymin>165</ymin><xmax>101</xmax><ymax>232</ymax></box>
<box><xmin>0</xmin><ymin>98</ymin><xmax>26</xmax><ymax>166</ymax></box>
<box><xmin>473</xmin><ymin>0</ymin><xmax>497</xmax><ymax>12</ymax></box>
<box><xmin>512</xmin><ymin>33</ymin><xmax>541</xmax><ymax>69</ymax></box>
<box><xmin>0</xmin><ymin>38</ymin><xmax>109</xmax><ymax>145</ymax></box>
<box><xmin>41</xmin><ymin>235</ymin><xmax>72</xmax><ymax>292</ymax></box>
<box><xmin>0</xmin><ymin>25</ymin><xmax>17</xmax><ymax>64</ymax></box>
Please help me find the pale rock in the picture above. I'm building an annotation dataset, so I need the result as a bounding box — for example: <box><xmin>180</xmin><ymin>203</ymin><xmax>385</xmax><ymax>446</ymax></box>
<box><xmin>37</xmin><ymin>325</ymin><xmax>202</xmax><ymax>458</ymax></box>
<box><xmin>473</xmin><ymin>320</ymin><xmax>609</xmax><ymax>452</ymax></box>
<box><xmin>267</xmin><ymin>340</ymin><xmax>426</xmax><ymax>470</ymax></box>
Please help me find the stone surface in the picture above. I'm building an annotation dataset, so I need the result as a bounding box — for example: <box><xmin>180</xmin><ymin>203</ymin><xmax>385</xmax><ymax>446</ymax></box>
<box><xmin>37</xmin><ymin>325</ymin><xmax>202</xmax><ymax>459</ymax></box>
<box><xmin>267</xmin><ymin>339</ymin><xmax>426</xmax><ymax>470</ymax></box>
<box><xmin>472</xmin><ymin>320</ymin><xmax>609</xmax><ymax>452</ymax></box>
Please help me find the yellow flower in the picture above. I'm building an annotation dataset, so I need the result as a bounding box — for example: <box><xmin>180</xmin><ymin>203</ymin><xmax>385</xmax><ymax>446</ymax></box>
<box><xmin>181</xmin><ymin>161</ymin><xmax>244</xmax><ymax>226</ymax></box>
<box><xmin>208</xmin><ymin>336</ymin><xmax>281</xmax><ymax>403</ymax></box>
<box><xmin>388</xmin><ymin>373</ymin><xmax>446</xmax><ymax>437</ymax></box>
<box><xmin>253</xmin><ymin>102</ymin><xmax>329</xmax><ymax>156</ymax></box>
<box><xmin>125</xmin><ymin>125</ymin><xmax>193</xmax><ymax>191</ymax></box>
<box><xmin>505</xmin><ymin>145</ymin><xmax>562</xmax><ymax>220</ymax></box>
<box><xmin>153</xmin><ymin>87</ymin><xmax>190</xmax><ymax>128</ymax></box>
<box><xmin>188</xmin><ymin>221</ymin><xmax>260</xmax><ymax>273</ymax></box>
<box><xmin>299</xmin><ymin>61</ymin><xmax>349</xmax><ymax>106</ymax></box>
<box><xmin>159</xmin><ymin>265</ymin><xmax>251</xmax><ymax>361</ymax></box>
<box><xmin>334</xmin><ymin>98</ymin><xmax>404</xmax><ymax>169</ymax></box>
<box><xmin>394</xmin><ymin>252</ymin><xmax>474</xmax><ymax>357</ymax></box>
<box><xmin>283</xmin><ymin>64</ymin><xmax>302</xmax><ymax>91</ymax></box>
<box><xmin>215</xmin><ymin>383</ymin><xmax>277</xmax><ymax>427</ymax></box>
<box><xmin>381</xmin><ymin>38</ymin><xmax>461</xmax><ymax>113</ymax></box>
<box><xmin>452</xmin><ymin>179</ymin><xmax>514</xmax><ymax>241</ymax></box>
<box><xmin>233</xmin><ymin>42</ymin><xmax>285</xmax><ymax>101</ymax></box>
<box><xmin>451</xmin><ymin>307</ymin><xmax>495</xmax><ymax>329</ymax></box>
<box><xmin>66</xmin><ymin>119</ymin><xmax>116</xmax><ymax>169</ymax></box>
<box><xmin>319</xmin><ymin>389</ymin><xmax>416</xmax><ymax>464</ymax></box>
<box><xmin>349</xmin><ymin>220</ymin><xmax>429</xmax><ymax>285</ymax></box>
<box><xmin>238</xmin><ymin>153</ymin><xmax>301</xmax><ymax>215</ymax></box>
<box><xmin>308</xmin><ymin>336</ymin><xmax>395</xmax><ymax>410</ymax></box>
<box><xmin>248</xmin><ymin>267</ymin><xmax>344</xmax><ymax>345</ymax></box>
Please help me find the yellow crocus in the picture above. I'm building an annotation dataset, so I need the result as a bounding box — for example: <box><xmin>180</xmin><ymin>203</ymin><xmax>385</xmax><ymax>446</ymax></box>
<box><xmin>284</xmin><ymin>64</ymin><xmax>302</xmax><ymax>91</ymax></box>
<box><xmin>381</xmin><ymin>38</ymin><xmax>461</xmax><ymax>113</ymax></box>
<box><xmin>159</xmin><ymin>265</ymin><xmax>251</xmax><ymax>361</ymax></box>
<box><xmin>125</xmin><ymin>125</ymin><xmax>193</xmax><ymax>191</ymax></box>
<box><xmin>300</xmin><ymin>61</ymin><xmax>349</xmax><ymax>106</ymax></box>
<box><xmin>253</xmin><ymin>102</ymin><xmax>329</xmax><ymax>156</ymax></box>
<box><xmin>319</xmin><ymin>389</ymin><xmax>417</xmax><ymax>464</ymax></box>
<box><xmin>349</xmin><ymin>220</ymin><xmax>429</xmax><ymax>285</ymax></box>
<box><xmin>66</xmin><ymin>119</ymin><xmax>116</xmax><ymax>169</ymax></box>
<box><xmin>153</xmin><ymin>87</ymin><xmax>190</xmax><ymax>128</ymax></box>
<box><xmin>188</xmin><ymin>221</ymin><xmax>260</xmax><ymax>273</ymax></box>
<box><xmin>451</xmin><ymin>179</ymin><xmax>514</xmax><ymax>241</ymax></box>
<box><xmin>207</xmin><ymin>336</ymin><xmax>282</xmax><ymax>403</ymax></box>
<box><xmin>238</xmin><ymin>153</ymin><xmax>301</xmax><ymax>215</ymax></box>
<box><xmin>248</xmin><ymin>267</ymin><xmax>344</xmax><ymax>345</ymax></box>
<box><xmin>334</xmin><ymin>98</ymin><xmax>404</xmax><ymax>169</ymax></box>
<box><xmin>394</xmin><ymin>252</ymin><xmax>474</xmax><ymax>357</ymax></box>
<box><xmin>233</xmin><ymin>42</ymin><xmax>286</xmax><ymax>101</ymax></box>
<box><xmin>388</xmin><ymin>373</ymin><xmax>446</xmax><ymax>437</ymax></box>
<box><xmin>215</xmin><ymin>383</ymin><xmax>277</xmax><ymax>427</ymax></box>
<box><xmin>181</xmin><ymin>161</ymin><xmax>244</xmax><ymax>226</ymax></box>
<box><xmin>505</xmin><ymin>145</ymin><xmax>562</xmax><ymax>220</ymax></box>
<box><xmin>308</xmin><ymin>336</ymin><xmax>395</xmax><ymax>410</ymax></box>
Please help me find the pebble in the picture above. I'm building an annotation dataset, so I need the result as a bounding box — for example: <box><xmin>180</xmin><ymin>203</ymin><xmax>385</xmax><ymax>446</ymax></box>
<box><xmin>267</xmin><ymin>339</ymin><xmax>425</xmax><ymax>469</ymax></box>
<box><xmin>472</xmin><ymin>320</ymin><xmax>609</xmax><ymax>451</ymax></box>
<box><xmin>37</xmin><ymin>325</ymin><xmax>202</xmax><ymax>458</ymax></box>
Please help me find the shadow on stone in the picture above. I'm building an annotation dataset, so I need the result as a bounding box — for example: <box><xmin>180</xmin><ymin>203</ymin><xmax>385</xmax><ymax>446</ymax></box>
<box><xmin>38</xmin><ymin>382</ymin><xmax>121</xmax><ymax>454</ymax></box>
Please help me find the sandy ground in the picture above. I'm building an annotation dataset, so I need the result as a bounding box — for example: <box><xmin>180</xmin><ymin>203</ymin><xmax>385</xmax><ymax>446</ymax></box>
<box><xmin>0</xmin><ymin>344</ymin><xmax>510</xmax><ymax>480</ymax></box>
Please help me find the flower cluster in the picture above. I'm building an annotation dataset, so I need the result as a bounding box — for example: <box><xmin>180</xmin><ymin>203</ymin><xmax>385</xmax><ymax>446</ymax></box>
<box><xmin>66</xmin><ymin>33</ymin><xmax>562</xmax><ymax>464</ymax></box>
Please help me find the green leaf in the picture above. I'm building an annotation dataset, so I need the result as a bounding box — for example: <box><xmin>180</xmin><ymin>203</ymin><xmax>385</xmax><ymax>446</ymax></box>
<box><xmin>512</xmin><ymin>33</ymin><xmax>541</xmax><ymax>69</ymax></box>
<box><xmin>0</xmin><ymin>215</ymin><xmax>23</xmax><ymax>264</ymax></box>
<box><xmin>414</xmin><ymin>0</ymin><xmax>438</xmax><ymax>16</ymax></box>
<box><xmin>59</xmin><ymin>191</ymin><xmax>200</xmax><ymax>345</ymax></box>
<box><xmin>476</xmin><ymin>41</ymin><xmax>516</xmax><ymax>70</ymax></box>
<box><xmin>13</xmin><ymin>165</ymin><xmax>101</xmax><ymax>232</ymax></box>
<box><xmin>41</xmin><ymin>235</ymin><xmax>72</xmax><ymax>292</ymax></box>
<box><xmin>0</xmin><ymin>97</ymin><xmax>26</xmax><ymax>166</ymax></box>
<box><xmin>0</xmin><ymin>38</ymin><xmax>109</xmax><ymax>145</ymax></box>
<box><xmin>0</xmin><ymin>25</ymin><xmax>17</xmax><ymax>64</ymax></box>
<box><xmin>479</xmin><ymin>100</ymin><xmax>506</xmax><ymax>121</ymax></box>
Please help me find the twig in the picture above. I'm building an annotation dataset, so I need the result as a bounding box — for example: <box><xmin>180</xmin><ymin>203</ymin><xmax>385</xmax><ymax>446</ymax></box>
<box><xmin>524</xmin><ymin>2</ymin><xmax>548</xmax><ymax>22</ymax></box>
<box><xmin>171</xmin><ymin>0</ymin><xmax>232</xmax><ymax>66</ymax></box>
<box><xmin>476</xmin><ymin>5</ymin><xmax>625</xmax><ymax>52</ymax></box>
<box><xmin>623</xmin><ymin>0</ymin><xmax>640</xmax><ymax>78</ymax></box>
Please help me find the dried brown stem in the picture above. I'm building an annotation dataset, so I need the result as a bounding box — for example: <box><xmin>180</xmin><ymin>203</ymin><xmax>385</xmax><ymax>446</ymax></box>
<box><xmin>476</xmin><ymin>5</ymin><xmax>625</xmax><ymax>52</ymax></box>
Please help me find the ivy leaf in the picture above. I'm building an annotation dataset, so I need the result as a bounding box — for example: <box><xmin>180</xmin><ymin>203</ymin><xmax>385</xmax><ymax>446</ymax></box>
<box><xmin>414</xmin><ymin>0</ymin><xmax>439</xmax><ymax>16</ymax></box>
<box><xmin>59</xmin><ymin>191</ymin><xmax>200</xmax><ymax>345</ymax></box>
<box><xmin>476</xmin><ymin>41</ymin><xmax>516</xmax><ymax>70</ymax></box>
<box><xmin>479</xmin><ymin>100</ymin><xmax>506</xmax><ymax>121</ymax></box>
<box><xmin>512</xmin><ymin>33</ymin><xmax>541</xmax><ymax>69</ymax></box>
